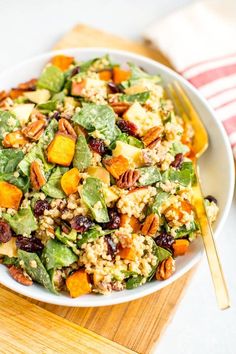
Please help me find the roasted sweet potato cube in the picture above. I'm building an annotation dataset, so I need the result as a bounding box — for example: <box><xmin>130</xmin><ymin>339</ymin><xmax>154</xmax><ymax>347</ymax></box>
<box><xmin>113</xmin><ymin>67</ymin><xmax>131</xmax><ymax>84</ymax></box>
<box><xmin>61</xmin><ymin>167</ymin><xmax>80</xmax><ymax>195</ymax></box>
<box><xmin>118</xmin><ymin>246</ymin><xmax>136</xmax><ymax>261</ymax></box>
<box><xmin>3</xmin><ymin>130</ymin><xmax>28</xmax><ymax>148</ymax></box>
<box><xmin>120</xmin><ymin>214</ymin><xmax>140</xmax><ymax>233</ymax></box>
<box><xmin>71</xmin><ymin>80</ymin><xmax>86</xmax><ymax>96</ymax></box>
<box><xmin>0</xmin><ymin>181</ymin><xmax>22</xmax><ymax>210</ymax></box>
<box><xmin>99</xmin><ymin>70</ymin><xmax>112</xmax><ymax>81</ymax></box>
<box><xmin>173</xmin><ymin>239</ymin><xmax>190</xmax><ymax>257</ymax></box>
<box><xmin>66</xmin><ymin>269</ymin><xmax>91</xmax><ymax>298</ymax></box>
<box><xmin>103</xmin><ymin>155</ymin><xmax>129</xmax><ymax>179</ymax></box>
<box><xmin>51</xmin><ymin>55</ymin><xmax>74</xmax><ymax>71</ymax></box>
<box><xmin>47</xmin><ymin>133</ymin><xmax>75</xmax><ymax>166</ymax></box>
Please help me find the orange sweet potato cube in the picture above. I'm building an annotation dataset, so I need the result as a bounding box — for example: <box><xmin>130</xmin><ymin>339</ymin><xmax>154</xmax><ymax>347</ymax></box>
<box><xmin>120</xmin><ymin>214</ymin><xmax>140</xmax><ymax>233</ymax></box>
<box><xmin>99</xmin><ymin>70</ymin><xmax>112</xmax><ymax>81</ymax></box>
<box><xmin>47</xmin><ymin>133</ymin><xmax>75</xmax><ymax>167</ymax></box>
<box><xmin>66</xmin><ymin>270</ymin><xmax>92</xmax><ymax>298</ymax></box>
<box><xmin>3</xmin><ymin>130</ymin><xmax>28</xmax><ymax>148</ymax></box>
<box><xmin>173</xmin><ymin>239</ymin><xmax>190</xmax><ymax>257</ymax></box>
<box><xmin>51</xmin><ymin>55</ymin><xmax>74</xmax><ymax>71</ymax></box>
<box><xmin>61</xmin><ymin>168</ymin><xmax>80</xmax><ymax>195</ymax></box>
<box><xmin>0</xmin><ymin>181</ymin><xmax>22</xmax><ymax>210</ymax></box>
<box><xmin>118</xmin><ymin>246</ymin><xmax>136</xmax><ymax>261</ymax></box>
<box><xmin>113</xmin><ymin>67</ymin><xmax>131</xmax><ymax>84</ymax></box>
<box><xmin>103</xmin><ymin>155</ymin><xmax>129</xmax><ymax>179</ymax></box>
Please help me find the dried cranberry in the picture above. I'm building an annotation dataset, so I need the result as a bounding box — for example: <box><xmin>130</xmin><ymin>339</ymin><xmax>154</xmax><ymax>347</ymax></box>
<box><xmin>16</xmin><ymin>235</ymin><xmax>44</xmax><ymax>254</ymax></box>
<box><xmin>104</xmin><ymin>235</ymin><xmax>117</xmax><ymax>259</ymax></box>
<box><xmin>101</xmin><ymin>209</ymin><xmax>121</xmax><ymax>230</ymax></box>
<box><xmin>205</xmin><ymin>195</ymin><xmax>218</xmax><ymax>204</ymax></box>
<box><xmin>34</xmin><ymin>200</ymin><xmax>50</xmax><ymax>217</ymax></box>
<box><xmin>70</xmin><ymin>66</ymin><xmax>80</xmax><ymax>78</ymax></box>
<box><xmin>70</xmin><ymin>215</ymin><xmax>93</xmax><ymax>233</ymax></box>
<box><xmin>117</xmin><ymin>119</ymin><xmax>138</xmax><ymax>137</ymax></box>
<box><xmin>0</xmin><ymin>221</ymin><xmax>12</xmax><ymax>243</ymax></box>
<box><xmin>89</xmin><ymin>137</ymin><xmax>106</xmax><ymax>155</ymax></box>
<box><xmin>107</xmin><ymin>82</ymin><xmax>121</xmax><ymax>93</ymax></box>
<box><xmin>171</xmin><ymin>153</ymin><xmax>184</xmax><ymax>169</ymax></box>
<box><xmin>155</xmin><ymin>232</ymin><xmax>174</xmax><ymax>250</ymax></box>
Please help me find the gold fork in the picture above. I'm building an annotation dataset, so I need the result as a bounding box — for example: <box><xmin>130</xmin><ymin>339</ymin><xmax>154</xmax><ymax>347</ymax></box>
<box><xmin>166</xmin><ymin>81</ymin><xmax>230</xmax><ymax>310</ymax></box>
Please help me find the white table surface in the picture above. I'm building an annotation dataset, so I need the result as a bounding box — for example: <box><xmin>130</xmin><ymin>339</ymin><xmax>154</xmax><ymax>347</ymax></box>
<box><xmin>0</xmin><ymin>1</ymin><xmax>235</xmax><ymax>353</ymax></box>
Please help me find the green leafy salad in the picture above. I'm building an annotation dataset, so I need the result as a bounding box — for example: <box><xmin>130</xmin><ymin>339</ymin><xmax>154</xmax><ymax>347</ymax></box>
<box><xmin>0</xmin><ymin>54</ymin><xmax>218</xmax><ymax>297</ymax></box>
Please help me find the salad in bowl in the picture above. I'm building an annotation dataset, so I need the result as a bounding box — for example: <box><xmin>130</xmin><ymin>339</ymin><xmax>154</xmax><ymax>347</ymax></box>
<box><xmin>0</xmin><ymin>53</ymin><xmax>219</xmax><ymax>298</ymax></box>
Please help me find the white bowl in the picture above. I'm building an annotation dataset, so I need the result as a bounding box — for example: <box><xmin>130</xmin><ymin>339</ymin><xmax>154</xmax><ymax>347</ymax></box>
<box><xmin>0</xmin><ymin>48</ymin><xmax>234</xmax><ymax>307</ymax></box>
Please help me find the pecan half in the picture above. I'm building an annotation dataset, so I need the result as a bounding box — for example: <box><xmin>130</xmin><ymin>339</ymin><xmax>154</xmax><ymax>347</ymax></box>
<box><xmin>142</xmin><ymin>126</ymin><xmax>163</xmax><ymax>149</ymax></box>
<box><xmin>22</xmin><ymin>119</ymin><xmax>46</xmax><ymax>141</ymax></box>
<box><xmin>30</xmin><ymin>161</ymin><xmax>46</xmax><ymax>190</ymax></box>
<box><xmin>8</xmin><ymin>265</ymin><xmax>33</xmax><ymax>286</ymax></box>
<box><xmin>3</xmin><ymin>130</ymin><xmax>28</xmax><ymax>148</ymax></box>
<box><xmin>117</xmin><ymin>169</ymin><xmax>140</xmax><ymax>189</ymax></box>
<box><xmin>18</xmin><ymin>78</ymin><xmax>37</xmax><ymax>91</ymax></box>
<box><xmin>58</xmin><ymin>118</ymin><xmax>77</xmax><ymax>140</ymax></box>
<box><xmin>141</xmin><ymin>213</ymin><xmax>159</xmax><ymax>236</ymax></box>
<box><xmin>110</xmin><ymin>102</ymin><xmax>130</xmax><ymax>115</ymax></box>
<box><xmin>156</xmin><ymin>256</ymin><xmax>175</xmax><ymax>281</ymax></box>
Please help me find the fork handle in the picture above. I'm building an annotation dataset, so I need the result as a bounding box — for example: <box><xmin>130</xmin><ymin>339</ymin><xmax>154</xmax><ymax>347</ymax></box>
<box><xmin>193</xmin><ymin>165</ymin><xmax>230</xmax><ymax>310</ymax></box>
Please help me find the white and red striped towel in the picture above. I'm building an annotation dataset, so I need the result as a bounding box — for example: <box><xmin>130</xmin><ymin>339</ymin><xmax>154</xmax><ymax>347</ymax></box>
<box><xmin>144</xmin><ymin>0</ymin><xmax>236</xmax><ymax>158</ymax></box>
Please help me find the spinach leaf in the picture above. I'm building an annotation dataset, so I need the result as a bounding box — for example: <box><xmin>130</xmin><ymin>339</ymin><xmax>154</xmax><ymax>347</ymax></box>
<box><xmin>2</xmin><ymin>171</ymin><xmax>30</xmax><ymax>193</ymax></box>
<box><xmin>150</xmin><ymin>188</ymin><xmax>170</xmax><ymax>214</ymax></box>
<box><xmin>73</xmin><ymin>104</ymin><xmax>117</xmax><ymax>141</ymax></box>
<box><xmin>18</xmin><ymin>250</ymin><xmax>56</xmax><ymax>294</ymax></box>
<box><xmin>122</xmin><ymin>63</ymin><xmax>161</xmax><ymax>88</ymax></box>
<box><xmin>0</xmin><ymin>110</ymin><xmax>20</xmax><ymax>143</ymax></box>
<box><xmin>3</xmin><ymin>206</ymin><xmax>37</xmax><ymax>236</ymax></box>
<box><xmin>1</xmin><ymin>256</ymin><xmax>19</xmax><ymax>266</ymax></box>
<box><xmin>175</xmin><ymin>221</ymin><xmax>199</xmax><ymax>239</ymax></box>
<box><xmin>168</xmin><ymin>161</ymin><xmax>195</xmax><ymax>187</ymax></box>
<box><xmin>19</xmin><ymin>119</ymin><xmax>58</xmax><ymax>175</ymax></box>
<box><xmin>77</xmin><ymin>227</ymin><xmax>104</xmax><ymax>247</ymax></box>
<box><xmin>41</xmin><ymin>238</ymin><xmax>78</xmax><ymax>270</ymax></box>
<box><xmin>37</xmin><ymin>100</ymin><xmax>57</xmax><ymax>114</ymax></box>
<box><xmin>111</xmin><ymin>133</ymin><xmax>144</xmax><ymax>149</ymax></box>
<box><xmin>81</xmin><ymin>177</ymin><xmax>109</xmax><ymax>222</ymax></box>
<box><xmin>0</xmin><ymin>149</ymin><xmax>24</xmax><ymax>174</ymax></box>
<box><xmin>37</xmin><ymin>65</ymin><xmax>65</xmax><ymax>93</ymax></box>
<box><xmin>73</xmin><ymin>135</ymin><xmax>92</xmax><ymax>170</ymax></box>
<box><xmin>119</xmin><ymin>91</ymin><xmax>150</xmax><ymax>104</ymax></box>
<box><xmin>55</xmin><ymin>228</ymin><xmax>79</xmax><ymax>255</ymax></box>
<box><xmin>138</xmin><ymin>166</ymin><xmax>161</xmax><ymax>186</ymax></box>
<box><xmin>42</xmin><ymin>166</ymin><xmax>67</xmax><ymax>198</ymax></box>
<box><xmin>79</xmin><ymin>55</ymin><xmax>114</xmax><ymax>73</ymax></box>
<box><xmin>0</xmin><ymin>149</ymin><xmax>29</xmax><ymax>192</ymax></box>
<box><xmin>147</xmin><ymin>240</ymin><xmax>171</xmax><ymax>281</ymax></box>
<box><xmin>169</xmin><ymin>142</ymin><xmax>188</xmax><ymax>156</ymax></box>
<box><xmin>126</xmin><ymin>275</ymin><xmax>144</xmax><ymax>290</ymax></box>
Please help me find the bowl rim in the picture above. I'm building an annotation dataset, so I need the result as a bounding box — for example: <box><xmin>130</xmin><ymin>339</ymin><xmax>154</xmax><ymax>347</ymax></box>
<box><xmin>0</xmin><ymin>47</ymin><xmax>234</xmax><ymax>307</ymax></box>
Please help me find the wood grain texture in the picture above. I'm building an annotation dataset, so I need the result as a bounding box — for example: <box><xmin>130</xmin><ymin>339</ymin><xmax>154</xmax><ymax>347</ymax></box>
<box><xmin>0</xmin><ymin>24</ymin><xmax>196</xmax><ymax>354</ymax></box>
<box><xmin>0</xmin><ymin>287</ymin><xmax>136</xmax><ymax>354</ymax></box>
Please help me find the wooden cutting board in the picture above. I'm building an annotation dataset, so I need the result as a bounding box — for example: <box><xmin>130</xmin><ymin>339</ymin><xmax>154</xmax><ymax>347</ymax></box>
<box><xmin>0</xmin><ymin>24</ymin><xmax>196</xmax><ymax>354</ymax></box>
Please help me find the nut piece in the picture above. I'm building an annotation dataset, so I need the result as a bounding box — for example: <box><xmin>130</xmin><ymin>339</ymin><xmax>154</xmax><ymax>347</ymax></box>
<box><xmin>142</xmin><ymin>126</ymin><xmax>163</xmax><ymax>149</ymax></box>
<box><xmin>8</xmin><ymin>265</ymin><xmax>33</xmax><ymax>286</ymax></box>
<box><xmin>141</xmin><ymin>213</ymin><xmax>159</xmax><ymax>236</ymax></box>
<box><xmin>30</xmin><ymin>161</ymin><xmax>46</xmax><ymax>190</ymax></box>
<box><xmin>58</xmin><ymin>118</ymin><xmax>77</xmax><ymax>140</ymax></box>
<box><xmin>156</xmin><ymin>256</ymin><xmax>175</xmax><ymax>281</ymax></box>
<box><xmin>22</xmin><ymin>119</ymin><xmax>46</xmax><ymax>141</ymax></box>
<box><xmin>18</xmin><ymin>78</ymin><xmax>37</xmax><ymax>91</ymax></box>
<box><xmin>0</xmin><ymin>90</ymin><xmax>7</xmax><ymax>103</ymax></box>
<box><xmin>110</xmin><ymin>102</ymin><xmax>130</xmax><ymax>115</ymax></box>
<box><xmin>117</xmin><ymin>169</ymin><xmax>140</xmax><ymax>189</ymax></box>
